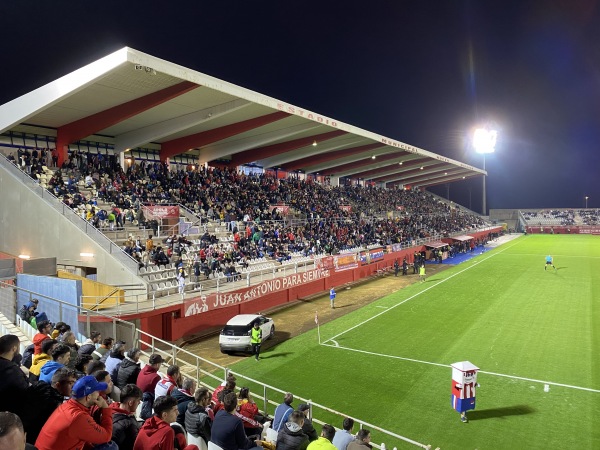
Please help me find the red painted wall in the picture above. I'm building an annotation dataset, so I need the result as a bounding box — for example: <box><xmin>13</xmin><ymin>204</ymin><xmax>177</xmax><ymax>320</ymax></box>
<box><xmin>133</xmin><ymin>228</ymin><xmax>502</xmax><ymax>341</ymax></box>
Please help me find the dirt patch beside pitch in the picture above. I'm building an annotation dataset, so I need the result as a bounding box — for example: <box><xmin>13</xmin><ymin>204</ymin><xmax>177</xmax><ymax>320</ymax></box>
<box><xmin>181</xmin><ymin>264</ymin><xmax>451</xmax><ymax>366</ymax></box>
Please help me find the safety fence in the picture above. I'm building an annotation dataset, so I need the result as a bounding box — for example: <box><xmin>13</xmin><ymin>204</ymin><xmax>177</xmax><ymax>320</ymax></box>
<box><xmin>5</xmin><ymin>282</ymin><xmax>437</xmax><ymax>449</ymax></box>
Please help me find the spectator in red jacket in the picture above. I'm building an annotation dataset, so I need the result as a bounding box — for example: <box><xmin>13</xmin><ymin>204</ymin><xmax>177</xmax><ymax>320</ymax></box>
<box><xmin>134</xmin><ymin>395</ymin><xmax>198</xmax><ymax>450</ymax></box>
<box><xmin>33</xmin><ymin>320</ymin><xmax>53</xmax><ymax>355</ymax></box>
<box><xmin>236</xmin><ymin>387</ymin><xmax>263</xmax><ymax>437</ymax></box>
<box><xmin>136</xmin><ymin>353</ymin><xmax>164</xmax><ymax>393</ymax></box>
<box><xmin>35</xmin><ymin>375</ymin><xmax>114</xmax><ymax>450</ymax></box>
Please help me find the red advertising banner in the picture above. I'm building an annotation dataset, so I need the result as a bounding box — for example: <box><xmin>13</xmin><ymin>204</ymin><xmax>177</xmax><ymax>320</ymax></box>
<box><xmin>268</xmin><ymin>205</ymin><xmax>290</xmax><ymax>215</ymax></box>
<box><xmin>183</xmin><ymin>268</ymin><xmax>331</xmax><ymax>317</ymax></box>
<box><xmin>144</xmin><ymin>205</ymin><xmax>180</xmax><ymax>219</ymax></box>
<box><xmin>316</xmin><ymin>256</ymin><xmax>334</xmax><ymax>270</ymax></box>
<box><xmin>578</xmin><ymin>227</ymin><xmax>600</xmax><ymax>234</ymax></box>
<box><xmin>339</xmin><ymin>205</ymin><xmax>352</xmax><ymax>212</ymax></box>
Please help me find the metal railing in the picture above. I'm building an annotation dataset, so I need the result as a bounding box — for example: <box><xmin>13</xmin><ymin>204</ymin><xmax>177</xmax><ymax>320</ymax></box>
<box><xmin>7</xmin><ymin>281</ymin><xmax>435</xmax><ymax>449</ymax></box>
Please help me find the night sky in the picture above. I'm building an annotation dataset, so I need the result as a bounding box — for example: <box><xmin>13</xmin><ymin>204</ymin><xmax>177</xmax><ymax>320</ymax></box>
<box><xmin>2</xmin><ymin>0</ymin><xmax>599</xmax><ymax>211</ymax></box>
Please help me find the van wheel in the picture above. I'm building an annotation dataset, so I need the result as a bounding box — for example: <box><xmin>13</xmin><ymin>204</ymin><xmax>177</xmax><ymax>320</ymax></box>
<box><xmin>269</xmin><ymin>325</ymin><xmax>275</xmax><ymax>338</ymax></box>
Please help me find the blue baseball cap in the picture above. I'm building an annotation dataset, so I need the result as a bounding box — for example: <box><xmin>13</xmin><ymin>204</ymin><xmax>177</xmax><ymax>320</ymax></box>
<box><xmin>72</xmin><ymin>375</ymin><xmax>108</xmax><ymax>398</ymax></box>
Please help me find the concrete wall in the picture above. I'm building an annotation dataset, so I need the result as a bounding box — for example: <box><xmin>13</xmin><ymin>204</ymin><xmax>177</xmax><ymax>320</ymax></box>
<box><xmin>489</xmin><ymin>209</ymin><xmax>520</xmax><ymax>230</ymax></box>
<box><xmin>0</xmin><ymin>162</ymin><xmax>144</xmax><ymax>288</ymax></box>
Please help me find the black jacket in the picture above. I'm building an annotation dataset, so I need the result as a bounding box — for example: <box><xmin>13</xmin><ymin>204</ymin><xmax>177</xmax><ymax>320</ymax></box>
<box><xmin>116</xmin><ymin>357</ymin><xmax>141</xmax><ymax>389</ymax></box>
<box><xmin>184</xmin><ymin>402</ymin><xmax>212</xmax><ymax>443</ymax></box>
<box><xmin>172</xmin><ymin>388</ymin><xmax>195</xmax><ymax>430</ymax></box>
<box><xmin>0</xmin><ymin>357</ymin><xmax>30</xmax><ymax>415</ymax></box>
<box><xmin>22</xmin><ymin>381</ymin><xmax>64</xmax><ymax>444</ymax></box>
<box><xmin>301</xmin><ymin>417</ymin><xmax>318</xmax><ymax>442</ymax></box>
<box><xmin>276</xmin><ymin>421</ymin><xmax>309</xmax><ymax>450</ymax></box>
<box><xmin>111</xmin><ymin>404</ymin><xmax>141</xmax><ymax>450</ymax></box>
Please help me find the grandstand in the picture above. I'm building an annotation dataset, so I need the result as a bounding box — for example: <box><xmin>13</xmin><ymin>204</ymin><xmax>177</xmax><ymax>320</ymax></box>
<box><xmin>8</xmin><ymin>47</ymin><xmax>578</xmax><ymax>449</ymax></box>
<box><xmin>0</xmin><ymin>49</ymin><xmax>600</xmax><ymax>448</ymax></box>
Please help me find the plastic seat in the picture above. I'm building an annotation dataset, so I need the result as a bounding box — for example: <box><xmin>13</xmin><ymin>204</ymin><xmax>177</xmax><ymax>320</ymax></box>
<box><xmin>208</xmin><ymin>442</ymin><xmax>225</xmax><ymax>450</ymax></box>
<box><xmin>188</xmin><ymin>434</ymin><xmax>207</xmax><ymax>450</ymax></box>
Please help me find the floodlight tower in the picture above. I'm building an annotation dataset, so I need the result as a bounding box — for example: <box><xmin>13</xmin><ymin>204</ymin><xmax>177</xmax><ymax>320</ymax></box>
<box><xmin>473</xmin><ymin>127</ymin><xmax>497</xmax><ymax>215</ymax></box>
<box><xmin>585</xmin><ymin>196</ymin><xmax>589</xmax><ymax>209</ymax></box>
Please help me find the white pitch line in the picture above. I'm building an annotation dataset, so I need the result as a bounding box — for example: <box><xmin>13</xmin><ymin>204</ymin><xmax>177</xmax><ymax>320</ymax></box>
<box><xmin>499</xmin><ymin>253</ymin><xmax>600</xmax><ymax>259</ymax></box>
<box><xmin>375</xmin><ymin>306</ymin><xmax>388</xmax><ymax>309</ymax></box>
<box><xmin>324</xmin><ymin>343</ymin><xmax>600</xmax><ymax>394</ymax></box>
<box><xmin>322</xmin><ymin>239</ymin><xmax>523</xmax><ymax>345</ymax></box>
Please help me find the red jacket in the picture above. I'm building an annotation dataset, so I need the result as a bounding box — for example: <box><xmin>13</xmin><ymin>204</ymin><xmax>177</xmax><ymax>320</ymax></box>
<box><xmin>35</xmin><ymin>398</ymin><xmax>113</xmax><ymax>450</ymax></box>
<box><xmin>237</xmin><ymin>399</ymin><xmax>261</xmax><ymax>428</ymax></box>
<box><xmin>136</xmin><ymin>365</ymin><xmax>161</xmax><ymax>393</ymax></box>
<box><xmin>33</xmin><ymin>333</ymin><xmax>50</xmax><ymax>355</ymax></box>
<box><xmin>134</xmin><ymin>416</ymin><xmax>198</xmax><ymax>450</ymax></box>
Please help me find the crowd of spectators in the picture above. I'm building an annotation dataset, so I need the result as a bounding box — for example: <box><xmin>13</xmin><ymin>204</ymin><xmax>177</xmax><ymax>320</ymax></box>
<box><xmin>522</xmin><ymin>209</ymin><xmax>575</xmax><ymax>225</ymax></box>
<box><xmin>4</xmin><ymin>148</ymin><xmax>490</xmax><ymax>284</ymax></box>
<box><xmin>1</xmin><ymin>327</ymin><xmax>368</xmax><ymax>450</ymax></box>
<box><xmin>579</xmin><ymin>209</ymin><xmax>600</xmax><ymax>225</ymax></box>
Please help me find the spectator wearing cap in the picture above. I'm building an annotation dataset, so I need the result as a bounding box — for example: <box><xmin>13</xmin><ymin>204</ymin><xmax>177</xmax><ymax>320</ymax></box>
<box><xmin>275</xmin><ymin>410</ymin><xmax>309</xmax><ymax>450</ymax></box>
<box><xmin>272</xmin><ymin>392</ymin><xmax>294</xmax><ymax>434</ymax></box>
<box><xmin>35</xmin><ymin>375</ymin><xmax>114</xmax><ymax>450</ymax></box>
<box><xmin>92</xmin><ymin>337</ymin><xmax>114</xmax><ymax>361</ymax></box>
<box><xmin>332</xmin><ymin>418</ymin><xmax>354</xmax><ymax>450</ymax></box>
<box><xmin>0</xmin><ymin>334</ymin><xmax>29</xmax><ymax>416</ymax></box>
<box><xmin>346</xmin><ymin>429</ymin><xmax>371</xmax><ymax>450</ymax></box>
<box><xmin>116</xmin><ymin>348</ymin><xmax>141</xmax><ymax>390</ymax></box>
<box><xmin>134</xmin><ymin>395</ymin><xmax>199</xmax><ymax>450</ymax></box>
<box><xmin>105</xmin><ymin>341</ymin><xmax>127</xmax><ymax>383</ymax></box>
<box><xmin>78</xmin><ymin>331</ymin><xmax>102</xmax><ymax>356</ymax></box>
<box><xmin>307</xmin><ymin>424</ymin><xmax>337</xmax><ymax>450</ymax></box>
<box><xmin>33</xmin><ymin>320</ymin><xmax>53</xmax><ymax>355</ymax></box>
<box><xmin>297</xmin><ymin>404</ymin><xmax>318</xmax><ymax>442</ymax></box>
<box><xmin>39</xmin><ymin>344</ymin><xmax>72</xmax><ymax>383</ymax></box>
<box><xmin>18</xmin><ymin>302</ymin><xmax>37</xmax><ymax>326</ymax></box>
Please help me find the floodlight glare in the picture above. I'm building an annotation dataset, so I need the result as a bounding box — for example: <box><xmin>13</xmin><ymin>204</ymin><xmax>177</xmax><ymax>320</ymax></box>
<box><xmin>473</xmin><ymin>128</ymin><xmax>497</xmax><ymax>154</ymax></box>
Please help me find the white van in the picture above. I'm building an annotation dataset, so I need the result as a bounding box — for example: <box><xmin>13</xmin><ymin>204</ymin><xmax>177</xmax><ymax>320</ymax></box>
<box><xmin>219</xmin><ymin>314</ymin><xmax>275</xmax><ymax>354</ymax></box>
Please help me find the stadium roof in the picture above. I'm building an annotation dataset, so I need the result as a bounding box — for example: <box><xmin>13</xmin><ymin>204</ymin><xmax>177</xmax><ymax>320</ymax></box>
<box><xmin>0</xmin><ymin>47</ymin><xmax>485</xmax><ymax>188</ymax></box>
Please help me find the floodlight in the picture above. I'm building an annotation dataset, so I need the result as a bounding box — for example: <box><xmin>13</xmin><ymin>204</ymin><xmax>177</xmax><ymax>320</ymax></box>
<box><xmin>473</xmin><ymin>128</ymin><xmax>497</xmax><ymax>154</ymax></box>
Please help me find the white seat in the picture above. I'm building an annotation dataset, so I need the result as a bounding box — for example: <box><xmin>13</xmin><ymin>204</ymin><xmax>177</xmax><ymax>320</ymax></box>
<box><xmin>261</xmin><ymin>421</ymin><xmax>272</xmax><ymax>440</ymax></box>
<box><xmin>265</xmin><ymin>427</ymin><xmax>278</xmax><ymax>443</ymax></box>
<box><xmin>208</xmin><ymin>442</ymin><xmax>225</xmax><ymax>450</ymax></box>
<box><xmin>188</xmin><ymin>434</ymin><xmax>207</xmax><ymax>450</ymax></box>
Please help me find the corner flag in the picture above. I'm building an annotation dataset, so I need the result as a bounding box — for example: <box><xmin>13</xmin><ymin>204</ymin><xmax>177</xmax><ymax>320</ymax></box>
<box><xmin>315</xmin><ymin>310</ymin><xmax>321</xmax><ymax>344</ymax></box>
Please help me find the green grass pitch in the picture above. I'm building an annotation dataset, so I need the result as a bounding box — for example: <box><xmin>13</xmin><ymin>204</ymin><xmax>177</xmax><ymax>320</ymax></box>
<box><xmin>228</xmin><ymin>234</ymin><xmax>600</xmax><ymax>449</ymax></box>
